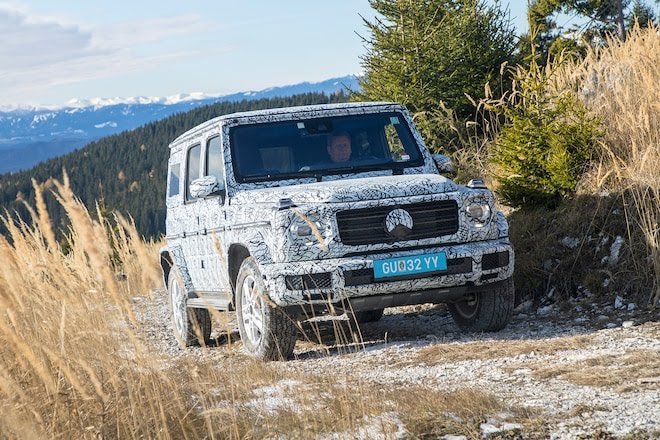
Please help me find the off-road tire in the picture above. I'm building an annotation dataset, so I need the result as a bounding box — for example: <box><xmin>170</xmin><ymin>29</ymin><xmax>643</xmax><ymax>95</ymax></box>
<box><xmin>355</xmin><ymin>308</ymin><xmax>385</xmax><ymax>323</ymax></box>
<box><xmin>168</xmin><ymin>273</ymin><xmax>212</xmax><ymax>347</ymax></box>
<box><xmin>448</xmin><ymin>278</ymin><xmax>514</xmax><ymax>332</ymax></box>
<box><xmin>236</xmin><ymin>257</ymin><xmax>297</xmax><ymax>361</ymax></box>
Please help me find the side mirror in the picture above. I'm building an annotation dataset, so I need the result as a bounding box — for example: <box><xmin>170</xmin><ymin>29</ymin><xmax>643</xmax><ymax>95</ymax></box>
<box><xmin>432</xmin><ymin>154</ymin><xmax>455</xmax><ymax>178</ymax></box>
<box><xmin>189</xmin><ymin>176</ymin><xmax>224</xmax><ymax>199</ymax></box>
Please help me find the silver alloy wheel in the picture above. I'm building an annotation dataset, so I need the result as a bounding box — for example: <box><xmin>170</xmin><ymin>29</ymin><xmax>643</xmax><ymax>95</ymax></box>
<box><xmin>170</xmin><ymin>276</ymin><xmax>187</xmax><ymax>338</ymax></box>
<box><xmin>240</xmin><ymin>274</ymin><xmax>265</xmax><ymax>347</ymax></box>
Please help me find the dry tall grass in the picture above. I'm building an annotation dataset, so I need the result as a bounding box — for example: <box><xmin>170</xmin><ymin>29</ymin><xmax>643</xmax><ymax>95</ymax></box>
<box><xmin>556</xmin><ymin>24</ymin><xmax>660</xmax><ymax>306</ymax></box>
<box><xmin>0</xmin><ymin>174</ymin><xmax>517</xmax><ymax>438</ymax></box>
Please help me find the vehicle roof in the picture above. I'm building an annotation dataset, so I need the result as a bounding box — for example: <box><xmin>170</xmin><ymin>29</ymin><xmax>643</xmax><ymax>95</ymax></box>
<box><xmin>169</xmin><ymin>101</ymin><xmax>403</xmax><ymax>147</ymax></box>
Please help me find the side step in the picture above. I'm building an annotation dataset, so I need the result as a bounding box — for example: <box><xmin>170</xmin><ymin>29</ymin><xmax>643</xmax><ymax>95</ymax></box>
<box><xmin>187</xmin><ymin>293</ymin><xmax>232</xmax><ymax>310</ymax></box>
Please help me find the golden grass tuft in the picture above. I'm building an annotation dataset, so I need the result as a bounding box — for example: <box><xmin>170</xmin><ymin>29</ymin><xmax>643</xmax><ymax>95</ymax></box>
<box><xmin>410</xmin><ymin>334</ymin><xmax>593</xmax><ymax>365</ymax></box>
<box><xmin>530</xmin><ymin>349</ymin><xmax>660</xmax><ymax>392</ymax></box>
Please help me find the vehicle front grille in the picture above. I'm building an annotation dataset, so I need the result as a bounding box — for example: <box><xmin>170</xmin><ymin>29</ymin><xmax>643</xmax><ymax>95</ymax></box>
<box><xmin>336</xmin><ymin>200</ymin><xmax>459</xmax><ymax>246</ymax></box>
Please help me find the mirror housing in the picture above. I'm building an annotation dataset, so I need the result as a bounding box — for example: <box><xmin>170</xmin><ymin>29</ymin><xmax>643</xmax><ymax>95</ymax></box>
<box><xmin>189</xmin><ymin>176</ymin><xmax>224</xmax><ymax>199</ymax></box>
<box><xmin>432</xmin><ymin>154</ymin><xmax>455</xmax><ymax>178</ymax></box>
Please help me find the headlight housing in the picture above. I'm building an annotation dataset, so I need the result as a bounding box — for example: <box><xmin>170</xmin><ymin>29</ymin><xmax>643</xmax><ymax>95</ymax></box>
<box><xmin>288</xmin><ymin>210</ymin><xmax>328</xmax><ymax>250</ymax></box>
<box><xmin>465</xmin><ymin>202</ymin><xmax>492</xmax><ymax>228</ymax></box>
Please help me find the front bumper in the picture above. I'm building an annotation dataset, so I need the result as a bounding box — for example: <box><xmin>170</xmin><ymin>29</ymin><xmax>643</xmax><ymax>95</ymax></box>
<box><xmin>261</xmin><ymin>238</ymin><xmax>514</xmax><ymax>308</ymax></box>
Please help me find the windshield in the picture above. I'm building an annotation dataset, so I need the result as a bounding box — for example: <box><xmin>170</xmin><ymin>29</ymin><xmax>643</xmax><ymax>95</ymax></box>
<box><xmin>230</xmin><ymin>112</ymin><xmax>424</xmax><ymax>182</ymax></box>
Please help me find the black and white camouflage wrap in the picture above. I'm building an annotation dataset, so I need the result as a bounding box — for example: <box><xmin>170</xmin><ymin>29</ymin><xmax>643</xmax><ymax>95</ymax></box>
<box><xmin>162</xmin><ymin>102</ymin><xmax>514</xmax><ymax>308</ymax></box>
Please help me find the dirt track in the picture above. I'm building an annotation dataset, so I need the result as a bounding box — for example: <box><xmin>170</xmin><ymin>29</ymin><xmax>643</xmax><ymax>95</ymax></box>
<box><xmin>134</xmin><ymin>289</ymin><xmax>659</xmax><ymax>439</ymax></box>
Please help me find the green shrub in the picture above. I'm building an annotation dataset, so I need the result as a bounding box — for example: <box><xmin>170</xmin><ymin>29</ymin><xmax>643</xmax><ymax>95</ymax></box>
<box><xmin>488</xmin><ymin>61</ymin><xmax>603</xmax><ymax>207</ymax></box>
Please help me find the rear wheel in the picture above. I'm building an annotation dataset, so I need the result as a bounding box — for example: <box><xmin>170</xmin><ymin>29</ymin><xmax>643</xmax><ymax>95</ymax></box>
<box><xmin>354</xmin><ymin>308</ymin><xmax>385</xmax><ymax>323</ymax></box>
<box><xmin>448</xmin><ymin>278</ymin><xmax>514</xmax><ymax>332</ymax></box>
<box><xmin>236</xmin><ymin>257</ymin><xmax>297</xmax><ymax>361</ymax></box>
<box><xmin>168</xmin><ymin>273</ymin><xmax>211</xmax><ymax>347</ymax></box>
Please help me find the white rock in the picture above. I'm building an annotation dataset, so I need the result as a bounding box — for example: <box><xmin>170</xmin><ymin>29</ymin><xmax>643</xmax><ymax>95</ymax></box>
<box><xmin>537</xmin><ymin>305</ymin><xmax>555</xmax><ymax>316</ymax></box>
<box><xmin>514</xmin><ymin>299</ymin><xmax>534</xmax><ymax>313</ymax></box>
<box><xmin>609</xmin><ymin>236</ymin><xmax>625</xmax><ymax>266</ymax></box>
<box><xmin>627</xmin><ymin>303</ymin><xmax>637</xmax><ymax>311</ymax></box>
<box><xmin>480</xmin><ymin>423</ymin><xmax>502</xmax><ymax>436</ymax></box>
<box><xmin>622</xmin><ymin>321</ymin><xmax>634</xmax><ymax>328</ymax></box>
<box><xmin>501</xmin><ymin>423</ymin><xmax>522</xmax><ymax>432</ymax></box>
<box><xmin>561</xmin><ymin>236</ymin><xmax>580</xmax><ymax>249</ymax></box>
<box><xmin>441</xmin><ymin>436</ymin><xmax>467</xmax><ymax>440</ymax></box>
<box><xmin>614</xmin><ymin>296</ymin><xmax>624</xmax><ymax>309</ymax></box>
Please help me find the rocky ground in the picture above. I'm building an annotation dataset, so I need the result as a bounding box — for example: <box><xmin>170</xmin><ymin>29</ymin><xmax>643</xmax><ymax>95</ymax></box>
<box><xmin>133</xmin><ymin>290</ymin><xmax>659</xmax><ymax>439</ymax></box>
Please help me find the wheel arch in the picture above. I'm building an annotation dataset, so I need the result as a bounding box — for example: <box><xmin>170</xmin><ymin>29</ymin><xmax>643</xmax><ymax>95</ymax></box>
<box><xmin>228</xmin><ymin>243</ymin><xmax>251</xmax><ymax>302</ymax></box>
<box><xmin>159</xmin><ymin>247</ymin><xmax>173</xmax><ymax>287</ymax></box>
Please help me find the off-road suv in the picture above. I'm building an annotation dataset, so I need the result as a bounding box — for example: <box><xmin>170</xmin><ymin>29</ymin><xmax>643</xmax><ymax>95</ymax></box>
<box><xmin>160</xmin><ymin>102</ymin><xmax>514</xmax><ymax>360</ymax></box>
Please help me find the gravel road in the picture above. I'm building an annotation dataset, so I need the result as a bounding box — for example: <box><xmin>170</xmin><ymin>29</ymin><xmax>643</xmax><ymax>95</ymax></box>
<box><xmin>134</xmin><ymin>289</ymin><xmax>659</xmax><ymax>439</ymax></box>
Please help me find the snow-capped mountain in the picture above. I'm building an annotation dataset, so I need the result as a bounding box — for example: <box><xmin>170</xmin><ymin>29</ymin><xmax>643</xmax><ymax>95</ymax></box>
<box><xmin>0</xmin><ymin>76</ymin><xmax>359</xmax><ymax>174</ymax></box>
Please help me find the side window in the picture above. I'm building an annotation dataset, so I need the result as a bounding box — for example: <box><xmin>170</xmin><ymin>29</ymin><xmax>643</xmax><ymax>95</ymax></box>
<box><xmin>168</xmin><ymin>163</ymin><xmax>180</xmax><ymax>197</ymax></box>
<box><xmin>206</xmin><ymin>136</ymin><xmax>224</xmax><ymax>187</ymax></box>
<box><xmin>186</xmin><ymin>144</ymin><xmax>201</xmax><ymax>201</ymax></box>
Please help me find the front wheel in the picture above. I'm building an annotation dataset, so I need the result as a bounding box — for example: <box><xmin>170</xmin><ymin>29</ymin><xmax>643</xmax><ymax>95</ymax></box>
<box><xmin>448</xmin><ymin>278</ymin><xmax>514</xmax><ymax>332</ymax></box>
<box><xmin>236</xmin><ymin>257</ymin><xmax>297</xmax><ymax>361</ymax></box>
<box><xmin>168</xmin><ymin>273</ymin><xmax>211</xmax><ymax>347</ymax></box>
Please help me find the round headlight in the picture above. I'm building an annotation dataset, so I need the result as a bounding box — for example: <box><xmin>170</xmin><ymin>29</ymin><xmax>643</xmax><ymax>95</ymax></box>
<box><xmin>466</xmin><ymin>203</ymin><xmax>491</xmax><ymax>226</ymax></box>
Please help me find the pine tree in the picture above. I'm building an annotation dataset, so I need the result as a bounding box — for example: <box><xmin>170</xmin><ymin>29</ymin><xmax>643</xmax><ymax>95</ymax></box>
<box><xmin>357</xmin><ymin>0</ymin><xmax>516</xmax><ymax>152</ymax></box>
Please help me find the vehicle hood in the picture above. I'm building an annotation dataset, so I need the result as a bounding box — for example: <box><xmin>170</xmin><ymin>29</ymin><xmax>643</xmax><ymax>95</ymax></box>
<box><xmin>231</xmin><ymin>174</ymin><xmax>458</xmax><ymax>205</ymax></box>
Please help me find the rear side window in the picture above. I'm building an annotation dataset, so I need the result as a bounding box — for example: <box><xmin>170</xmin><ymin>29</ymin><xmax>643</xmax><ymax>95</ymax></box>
<box><xmin>186</xmin><ymin>144</ymin><xmax>201</xmax><ymax>200</ymax></box>
<box><xmin>168</xmin><ymin>163</ymin><xmax>180</xmax><ymax>197</ymax></box>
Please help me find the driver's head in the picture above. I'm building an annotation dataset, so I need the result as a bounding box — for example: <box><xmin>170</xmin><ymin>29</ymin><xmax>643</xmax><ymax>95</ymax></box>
<box><xmin>327</xmin><ymin>132</ymin><xmax>352</xmax><ymax>163</ymax></box>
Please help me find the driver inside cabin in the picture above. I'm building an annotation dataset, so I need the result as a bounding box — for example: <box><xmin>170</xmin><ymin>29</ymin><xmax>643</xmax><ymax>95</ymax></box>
<box><xmin>326</xmin><ymin>131</ymin><xmax>352</xmax><ymax>163</ymax></box>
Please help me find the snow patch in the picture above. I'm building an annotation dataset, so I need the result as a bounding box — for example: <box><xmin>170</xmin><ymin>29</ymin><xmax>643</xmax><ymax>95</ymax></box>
<box><xmin>31</xmin><ymin>113</ymin><xmax>56</xmax><ymax>125</ymax></box>
<box><xmin>246</xmin><ymin>379</ymin><xmax>302</xmax><ymax>414</ymax></box>
<box><xmin>94</xmin><ymin>121</ymin><xmax>118</xmax><ymax>129</ymax></box>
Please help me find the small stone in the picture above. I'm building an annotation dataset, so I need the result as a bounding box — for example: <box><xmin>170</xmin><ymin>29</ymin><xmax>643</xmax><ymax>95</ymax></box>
<box><xmin>614</xmin><ymin>296</ymin><xmax>624</xmax><ymax>309</ymax></box>
<box><xmin>441</xmin><ymin>436</ymin><xmax>467</xmax><ymax>440</ymax></box>
<box><xmin>514</xmin><ymin>299</ymin><xmax>533</xmax><ymax>313</ymax></box>
<box><xmin>501</xmin><ymin>423</ymin><xmax>522</xmax><ymax>432</ymax></box>
<box><xmin>622</xmin><ymin>321</ymin><xmax>634</xmax><ymax>328</ymax></box>
<box><xmin>627</xmin><ymin>303</ymin><xmax>637</xmax><ymax>311</ymax></box>
<box><xmin>537</xmin><ymin>305</ymin><xmax>555</xmax><ymax>316</ymax></box>
<box><xmin>597</xmin><ymin>315</ymin><xmax>609</xmax><ymax>321</ymax></box>
<box><xmin>480</xmin><ymin>423</ymin><xmax>502</xmax><ymax>436</ymax></box>
<box><xmin>561</xmin><ymin>236</ymin><xmax>580</xmax><ymax>249</ymax></box>
<box><xmin>602</xmin><ymin>278</ymin><xmax>610</xmax><ymax>288</ymax></box>
<box><xmin>574</xmin><ymin>317</ymin><xmax>589</xmax><ymax>323</ymax></box>
<box><xmin>606</xmin><ymin>323</ymin><xmax>617</xmax><ymax>329</ymax></box>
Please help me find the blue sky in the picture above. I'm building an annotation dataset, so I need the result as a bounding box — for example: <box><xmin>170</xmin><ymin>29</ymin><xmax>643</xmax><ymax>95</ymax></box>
<box><xmin>0</xmin><ymin>1</ymin><xmax>529</xmax><ymax>108</ymax></box>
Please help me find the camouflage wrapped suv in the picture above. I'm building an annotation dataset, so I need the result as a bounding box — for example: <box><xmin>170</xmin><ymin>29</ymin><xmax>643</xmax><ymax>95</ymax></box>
<box><xmin>160</xmin><ymin>102</ymin><xmax>514</xmax><ymax>360</ymax></box>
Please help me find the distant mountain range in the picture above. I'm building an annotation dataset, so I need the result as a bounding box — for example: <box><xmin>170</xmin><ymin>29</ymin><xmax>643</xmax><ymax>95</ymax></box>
<box><xmin>0</xmin><ymin>75</ymin><xmax>359</xmax><ymax>174</ymax></box>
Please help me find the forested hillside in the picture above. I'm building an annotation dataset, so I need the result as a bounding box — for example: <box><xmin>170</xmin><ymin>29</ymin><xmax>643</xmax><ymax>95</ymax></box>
<box><xmin>0</xmin><ymin>92</ymin><xmax>348</xmax><ymax>238</ymax></box>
